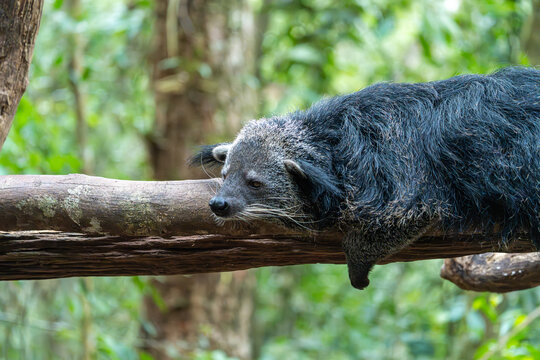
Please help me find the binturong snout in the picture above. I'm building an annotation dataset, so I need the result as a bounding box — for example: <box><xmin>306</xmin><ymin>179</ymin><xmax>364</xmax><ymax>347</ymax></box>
<box><xmin>209</xmin><ymin>196</ymin><xmax>230</xmax><ymax>217</ymax></box>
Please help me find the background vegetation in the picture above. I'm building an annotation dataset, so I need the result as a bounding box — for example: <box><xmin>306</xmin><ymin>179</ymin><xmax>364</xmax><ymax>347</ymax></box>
<box><xmin>0</xmin><ymin>0</ymin><xmax>538</xmax><ymax>359</ymax></box>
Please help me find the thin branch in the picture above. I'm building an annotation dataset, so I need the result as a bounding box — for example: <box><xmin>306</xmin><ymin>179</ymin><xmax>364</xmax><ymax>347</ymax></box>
<box><xmin>440</xmin><ymin>253</ymin><xmax>540</xmax><ymax>292</ymax></box>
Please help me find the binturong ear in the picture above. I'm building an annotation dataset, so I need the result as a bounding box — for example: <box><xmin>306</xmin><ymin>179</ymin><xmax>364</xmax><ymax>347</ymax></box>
<box><xmin>189</xmin><ymin>143</ymin><xmax>231</xmax><ymax>168</ymax></box>
<box><xmin>283</xmin><ymin>159</ymin><xmax>307</xmax><ymax>179</ymax></box>
<box><xmin>284</xmin><ymin>159</ymin><xmax>343</xmax><ymax>222</ymax></box>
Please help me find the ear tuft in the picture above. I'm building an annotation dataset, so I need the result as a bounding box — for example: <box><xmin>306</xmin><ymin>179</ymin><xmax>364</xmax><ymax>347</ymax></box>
<box><xmin>188</xmin><ymin>143</ymin><xmax>231</xmax><ymax>168</ymax></box>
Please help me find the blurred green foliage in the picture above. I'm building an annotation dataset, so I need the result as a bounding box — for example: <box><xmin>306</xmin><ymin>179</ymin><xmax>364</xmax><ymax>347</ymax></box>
<box><xmin>0</xmin><ymin>0</ymin><xmax>538</xmax><ymax>359</ymax></box>
<box><xmin>255</xmin><ymin>262</ymin><xmax>540</xmax><ymax>360</ymax></box>
<box><xmin>259</xmin><ymin>0</ymin><xmax>532</xmax><ymax>111</ymax></box>
<box><xmin>0</xmin><ymin>0</ymin><xmax>154</xmax><ymax>179</ymax></box>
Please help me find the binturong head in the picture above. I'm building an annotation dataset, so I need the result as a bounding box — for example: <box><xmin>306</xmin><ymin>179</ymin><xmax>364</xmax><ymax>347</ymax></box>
<box><xmin>189</xmin><ymin>117</ymin><xmax>343</xmax><ymax>230</ymax></box>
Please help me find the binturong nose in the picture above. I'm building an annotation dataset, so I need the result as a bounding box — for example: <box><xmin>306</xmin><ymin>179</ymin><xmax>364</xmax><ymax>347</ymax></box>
<box><xmin>209</xmin><ymin>196</ymin><xmax>230</xmax><ymax>216</ymax></box>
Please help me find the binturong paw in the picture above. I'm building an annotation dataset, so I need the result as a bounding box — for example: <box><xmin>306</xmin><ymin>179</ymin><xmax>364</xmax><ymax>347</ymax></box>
<box><xmin>346</xmin><ymin>260</ymin><xmax>373</xmax><ymax>290</ymax></box>
<box><xmin>342</xmin><ymin>232</ymin><xmax>376</xmax><ymax>290</ymax></box>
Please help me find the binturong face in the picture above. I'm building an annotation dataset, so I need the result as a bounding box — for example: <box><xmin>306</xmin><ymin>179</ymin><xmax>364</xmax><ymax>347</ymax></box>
<box><xmin>192</xmin><ymin>138</ymin><xmax>309</xmax><ymax>228</ymax></box>
<box><xmin>189</xmin><ymin>119</ymin><xmax>343</xmax><ymax>230</ymax></box>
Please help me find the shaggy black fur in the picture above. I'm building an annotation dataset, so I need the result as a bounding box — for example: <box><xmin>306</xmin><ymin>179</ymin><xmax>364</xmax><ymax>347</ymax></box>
<box><xmin>191</xmin><ymin>67</ymin><xmax>540</xmax><ymax>290</ymax></box>
<box><xmin>296</xmin><ymin>67</ymin><xmax>539</xmax><ymax>239</ymax></box>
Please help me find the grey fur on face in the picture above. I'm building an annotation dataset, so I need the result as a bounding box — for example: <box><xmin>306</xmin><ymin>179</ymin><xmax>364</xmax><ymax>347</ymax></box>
<box><xmin>211</xmin><ymin>121</ymin><xmax>312</xmax><ymax>229</ymax></box>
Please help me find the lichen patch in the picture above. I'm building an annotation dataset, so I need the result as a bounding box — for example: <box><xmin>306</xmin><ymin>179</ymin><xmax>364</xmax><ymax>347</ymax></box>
<box><xmin>83</xmin><ymin>217</ymin><xmax>103</xmax><ymax>234</ymax></box>
<box><xmin>36</xmin><ymin>195</ymin><xmax>57</xmax><ymax>218</ymax></box>
<box><xmin>62</xmin><ymin>185</ymin><xmax>90</xmax><ymax>226</ymax></box>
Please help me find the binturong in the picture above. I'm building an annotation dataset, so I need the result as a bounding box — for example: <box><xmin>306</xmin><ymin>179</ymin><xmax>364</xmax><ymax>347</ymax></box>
<box><xmin>190</xmin><ymin>67</ymin><xmax>540</xmax><ymax>290</ymax></box>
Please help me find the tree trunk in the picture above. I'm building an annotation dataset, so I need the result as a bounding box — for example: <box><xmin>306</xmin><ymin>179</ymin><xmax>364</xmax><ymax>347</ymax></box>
<box><xmin>66</xmin><ymin>0</ymin><xmax>88</xmax><ymax>173</ymax></box>
<box><xmin>0</xmin><ymin>0</ymin><xmax>44</xmax><ymax>149</ymax></box>
<box><xmin>524</xmin><ymin>0</ymin><xmax>540</xmax><ymax>65</ymax></box>
<box><xmin>143</xmin><ymin>1</ymin><xmax>257</xmax><ymax>359</ymax></box>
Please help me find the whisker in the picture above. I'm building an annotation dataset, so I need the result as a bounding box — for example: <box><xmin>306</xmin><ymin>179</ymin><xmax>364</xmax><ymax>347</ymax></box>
<box><xmin>210</xmin><ymin>202</ymin><xmax>320</xmax><ymax>232</ymax></box>
<box><xmin>243</xmin><ymin>204</ymin><xmax>317</xmax><ymax>231</ymax></box>
<box><xmin>200</xmin><ymin>159</ymin><xmax>216</xmax><ymax>180</ymax></box>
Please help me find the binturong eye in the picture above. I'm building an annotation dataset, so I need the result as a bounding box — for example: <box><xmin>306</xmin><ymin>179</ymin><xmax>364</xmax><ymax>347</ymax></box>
<box><xmin>247</xmin><ymin>180</ymin><xmax>263</xmax><ymax>189</ymax></box>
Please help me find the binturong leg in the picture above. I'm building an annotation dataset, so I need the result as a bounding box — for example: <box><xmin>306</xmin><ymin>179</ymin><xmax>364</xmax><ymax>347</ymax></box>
<box><xmin>342</xmin><ymin>230</ymin><xmax>390</xmax><ymax>290</ymax></box>
<box><xmin>343</xmin><ymin>221</ymin><xmax>434</xmax><ymax>290</ymax></box>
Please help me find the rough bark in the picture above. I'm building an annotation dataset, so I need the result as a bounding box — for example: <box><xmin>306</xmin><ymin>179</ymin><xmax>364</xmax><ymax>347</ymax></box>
<box><xmin>0</xmin><ymin>173</ymin><xmax>535</xmax><ymax>242</ymax></box>
<box><xmin>0</xmin><ymin>174</ymin><xmax>537</xmax><ymax>286</ymax></box>
<box><xmin>0</xmin><ymin>174</ymin><xmax>219</xmax><ymax>236</ymax></box>
<box><xmin>440</xmin><ymin>253</ymin><xmax>540</xmax><ymax>293</ymax></box>
<box><xmin>0</xmin><ymin>0</ymin><xmax>44</xmax><ymax>149</ymax></box>
<box><xmin>0</xmin><ymin>230</ymin><xmax>535</xmax><ymax>281</ymax></box>
<box><xmin>144</xmin><ymin>1</ymin><xmax>258</xmax><ymax>359</ymax></box>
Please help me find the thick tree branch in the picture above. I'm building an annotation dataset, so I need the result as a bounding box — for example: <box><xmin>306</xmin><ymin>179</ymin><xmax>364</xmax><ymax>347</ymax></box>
<box><xmin>440</xmin><ymin>253</ymin><xmax>540</xmax><ymax>293</ymax></box>
<box><xmin>0</xmin><ymin>174</ymin><xmax>537</xmax><ymax>282</ymax></box>
<box><xmin>0</xmin><ymin>174</ymin><xmax>229</xmax><ymax>236</ymax></box>
<box><xmin>0</xmin><ymin>229</ymin><xmax>535</xmax><ymax>281</ymax></box>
